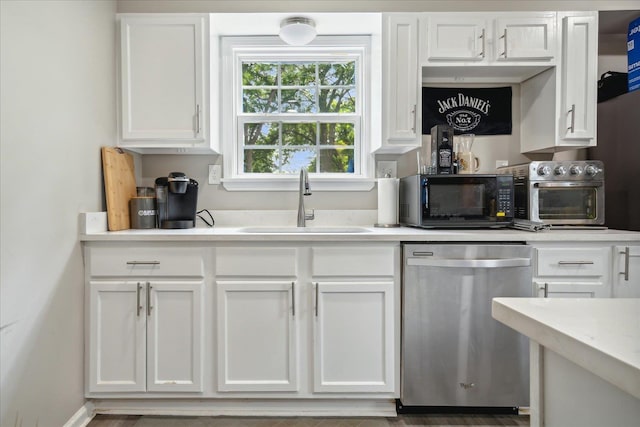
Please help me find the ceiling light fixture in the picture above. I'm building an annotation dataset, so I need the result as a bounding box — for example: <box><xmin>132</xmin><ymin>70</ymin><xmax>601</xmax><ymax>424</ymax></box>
<box><xmin>279</xmin><ymin>17</ymin><xmax>317</xmax><ymax>46</ymax></box>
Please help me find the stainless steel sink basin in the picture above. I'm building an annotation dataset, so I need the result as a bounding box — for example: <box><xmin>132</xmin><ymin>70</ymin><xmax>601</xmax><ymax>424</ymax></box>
<box><xmin>238</xmin><ymin>226</ymin><xmax>369</xmax><ymax>234</ymax></box>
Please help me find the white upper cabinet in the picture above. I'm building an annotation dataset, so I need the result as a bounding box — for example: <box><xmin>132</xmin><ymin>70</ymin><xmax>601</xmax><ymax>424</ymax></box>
<box><xmin>495</xmin><ymin>16</ymin><xmax>556</xmax><ymax>60</ymax></box>
<box><xmin>426</xmin><ymin>16</ymin><xmax>487</xmax><ymax>61</ymax></box>
<box><xmin>423</xmin><ymin>12</ymin><xmax>556</xmax><ymax>64</ymax></box>
<box><xmin>118</xmin><ymin>14</ymin><xmax>213</xmax><ymax>153</ymax></box>
<box><xmin>520</xmin><ymin>11</ymin><xmax>598</xmax><ymax>153</ymax></box>
<box><xmin>559</xmin><ymin>13</ymin><xmax>597</xmax><ymax>142</ymax></box>
<box><xmin>378</xmin><ymin>14</ymin><xmax>421</xmax><ymax>154</ymax></box>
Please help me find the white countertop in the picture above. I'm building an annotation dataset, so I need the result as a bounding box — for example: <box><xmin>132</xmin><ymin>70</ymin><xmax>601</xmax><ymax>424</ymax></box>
<box><xmin>81</xmin><ymin>226</ymin><xmax>640</xmax><ymax>242</ymax></box>
<box><xmin>79</xmin><ymin>211</ymin><xmax>640</xmax><ymax>242</ymax></box>
<box><xmin>492</xmin><ymin>298</ymin><xmax>640</xmax><ymax>400</ymax></box>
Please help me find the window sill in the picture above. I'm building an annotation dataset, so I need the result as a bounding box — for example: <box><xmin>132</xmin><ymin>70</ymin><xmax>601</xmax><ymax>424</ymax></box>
<box><xmin>221</xmin><ymin>177</ymin><xmax>375</xmax><ymax>192</ymax></box>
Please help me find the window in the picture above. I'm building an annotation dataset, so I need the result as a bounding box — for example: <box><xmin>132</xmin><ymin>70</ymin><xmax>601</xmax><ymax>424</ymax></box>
<box><xmin>221</xmin><ymin>36</ymin><xmax>375</xmax><ymax>191</ymax></box>
<box><xmin>241</xmin><ymin>61</ymin><xmax>357</xmax><ymax>174</ymax></box>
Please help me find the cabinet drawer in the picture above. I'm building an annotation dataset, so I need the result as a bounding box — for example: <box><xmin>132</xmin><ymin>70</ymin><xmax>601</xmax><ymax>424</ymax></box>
<box><xmin>88</xmin><ymin>246</ymin><xmax>205</xmax><ymax>277</ymax></box>
<box><xmin>534</xmin><ymin>281</ymin><xmax>610</xmax><ymax>298</ymax></box>
<box><xmin>312</xmin><ymin>246</ymin><xmax>395</xmax><ymax>277</ymax></box>
<box><xmin>535</xmin><ymin>247</ymin><xmax>609</xmax><ymax>277</ymax></box>
<box><xmin>216</xmin><ymin>247</ymin><xmax>297</xmax><ymax>276</ymax></box>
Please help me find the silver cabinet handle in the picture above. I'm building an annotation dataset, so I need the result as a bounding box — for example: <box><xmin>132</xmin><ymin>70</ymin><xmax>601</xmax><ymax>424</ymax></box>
<box><xmin>500</xmin><ymin>28</ymin><xmax>507</xmax><ymax>57</ymax></box>
<box><xmin>620</xmin><ymin>247</ymin><xmax>630</xmax><ymax>281</ymax></box>
<box><xmin>558</xmin><ymin>261</ymin><xmax>595</xmax><ymax>265</ymax></box>
<box><xmin>146</xmin><ymin>282</ymin><xmax>152</xmax><ymax>316</ymax></box>
<box><xmin>315</xmin><ymin>282</ymin><xmax>319</xmax><ymax>317</ymax></box>
<box><xmin>568</xmin><ymin>104</ymin><xmax>576</xmax><ymax>133</ymax></box>
<box><xmin>407</xmin><ymin>257</ymin><xmax>530</xmax><ymax>268</ymax></box>
<box><xmin>195</xmin><ymin>104</ymin><xmax>201</xmax><ymax>134</ymax></box>
<box><xmin>541</xmin><ymin>282</ymin><xmax>549</xmax><ymax>298</ymax></box>
<box><xmin>291</xmin><ymin>282</ymin><xmax>295</xmax><ymax>317</ymax></box>
<box><xmin>412</xmin><ymin>251</ymin><xmax>434</xmax><ymax>257</ymax></box>
<box><xmin>411</xmin><ymin>104</ymin><xmax>417</xmax><ymax>133</ymax></box>
<box><xmin>126</xmin><ymin>261</ymin><xmax>160</xmax><ymax>266</ymax></box>
<box><xmin>479</xmin><ymin>28</ymin><xmax>486</xmax><ymax>58</ymax></box>
<box><xmin>136</xmin><ymin>282</ymin><xmax>142</xmax><ymax>317</ymax></box>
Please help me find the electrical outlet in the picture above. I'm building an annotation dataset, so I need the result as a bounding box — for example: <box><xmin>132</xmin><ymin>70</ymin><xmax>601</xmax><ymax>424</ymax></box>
<box><xmin>377</xmin><ymin>160</ymin><xmax>397</xmax><ymax>178</ymax></box>
<box><xmin>496</xmin><ymin>160</ymin><xmax>508</xmax><ymax>169</ymax></box>
<box><xmin>208</xmin><ymin>164</ymin><xmax>221</xmax><ymax>185</ymax></box>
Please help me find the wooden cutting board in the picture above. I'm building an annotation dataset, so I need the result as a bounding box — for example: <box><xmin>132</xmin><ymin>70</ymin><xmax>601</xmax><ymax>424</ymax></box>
<box><xmin>101</xmin><ymin>147</ymin><xmax>137</xmax><ymax>231</ymax></box>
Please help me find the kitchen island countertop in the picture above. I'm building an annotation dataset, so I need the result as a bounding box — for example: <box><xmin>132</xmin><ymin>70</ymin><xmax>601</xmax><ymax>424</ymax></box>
<box><xmin>492</xmin><ymin>297</ymin><xmax>640</xmax><ymax>400</ymax></box>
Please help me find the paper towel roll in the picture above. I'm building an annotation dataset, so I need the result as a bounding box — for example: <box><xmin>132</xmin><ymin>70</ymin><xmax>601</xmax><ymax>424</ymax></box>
<box><xmin>377</xmin><ymin>178</ymin><xmax>399</xmax><ymax>226</ymax></box>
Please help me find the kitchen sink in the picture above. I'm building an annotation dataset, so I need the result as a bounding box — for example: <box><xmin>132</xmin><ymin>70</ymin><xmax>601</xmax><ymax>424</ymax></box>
<box><xmin>238</xmin><ymin>226</ymin><xmax>370</xmax><ymax>234</ymax></box>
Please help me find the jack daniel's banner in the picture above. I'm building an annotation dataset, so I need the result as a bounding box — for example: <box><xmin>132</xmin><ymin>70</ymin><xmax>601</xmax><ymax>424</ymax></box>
<box><xmin>422</xmin><ymin>87</ymin><xmax>512</xmax><ymax>135</ymax></box>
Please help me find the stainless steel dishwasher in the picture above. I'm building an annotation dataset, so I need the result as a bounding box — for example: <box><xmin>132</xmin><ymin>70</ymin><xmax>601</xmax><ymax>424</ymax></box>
<box><xmin>400</xmin><ymin>243</ymin><xmax>532</xmax><ymax>413</ymax></box>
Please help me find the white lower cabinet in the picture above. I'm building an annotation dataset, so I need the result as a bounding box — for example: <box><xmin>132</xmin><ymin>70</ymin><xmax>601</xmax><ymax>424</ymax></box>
<box><xmin>88</xmin><ymin>280</ymin><xmax>203</xmax><ymax>393</ymax></box>
<box><xmin>313</xmin><ymin>281</ymin><xmax>395</xmax><ymax>393</ymax></box>
<box><xmin>532</xmin><ymin>244</ymin><xmax>611</xmax><ymax>298</ymax></box>
<box><xmin>216</xmin><ymin>280</ymin><xmax>298</xmax><ymax>392</ymax></box>
<box><xmin>86</xmin><ymin>242</ymin><xmax>400</xmax><ymax>403</ymax></box>
<box><xmin>613</xmin><ymin>245</ymin><xmax>640</xmax><ymax>298</ymax></box>
<box><xmin>214</xmin><ymin>243</ymin><xmax>399</xmax><ymax>397</ymax></box>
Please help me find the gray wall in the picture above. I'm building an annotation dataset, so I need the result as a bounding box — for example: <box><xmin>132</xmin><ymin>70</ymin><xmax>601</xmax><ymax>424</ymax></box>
<box><xmin>0</xmin><ymin>1</ymin><xmax>116</xmax><ymax>425</ymax></box>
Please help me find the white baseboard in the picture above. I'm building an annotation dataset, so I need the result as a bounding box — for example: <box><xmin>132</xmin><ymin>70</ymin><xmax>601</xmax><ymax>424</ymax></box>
<box><xmin>91</xmin><ymin>398</ymin><xmax>397</xmax><ymax>417</ymax></box>
<box><xmin>63</xmin><ymin>402</ymin><xmax>95</xmax><ymax>427</ymax></box>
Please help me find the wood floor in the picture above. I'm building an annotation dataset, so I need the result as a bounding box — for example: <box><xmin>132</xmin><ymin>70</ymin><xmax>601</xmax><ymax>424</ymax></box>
<box><xmin>88</xmin><ymin>414</ymin><xmax>530</xmax><ymax>427</ymax></box>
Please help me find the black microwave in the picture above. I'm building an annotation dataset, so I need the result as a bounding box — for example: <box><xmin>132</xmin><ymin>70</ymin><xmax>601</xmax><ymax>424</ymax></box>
<box><xmin>399</xmin><ymin>174</ymin><xmax>514</xmax><ymax>228</ymax></box>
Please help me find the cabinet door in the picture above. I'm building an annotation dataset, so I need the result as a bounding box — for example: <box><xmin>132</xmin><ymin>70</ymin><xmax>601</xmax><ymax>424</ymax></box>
<box><xmin>119</xmin><ymin>15</ymin><xmax>206</xmax><ymax>142</ymax></box>
<box><xmin>88</xmin><ymin>281</ymin><xmax>146</xmax><ymax>393</ymax></box>
<box><xmin>613</xmin><ymin>246</ymin><xmax>640</xmax><ymax>298</ymax></box>
<box><xmin>313</xmin><ymin>281</ymin><xmax>395</xmax><ymax>393</ymax></box>
<box><xmin>427</xmin><ymin>16</ymin><xmax>486</xmax><ymax>61</ymax></box>
<box><xmin>217</xmin><ymin>281</ymin><xmax>298</xmax><ymax>392</ymax></box>
<box><xmin>535</xmin><ymin>281</ymin><xmax>610</xmax><ymax>298</ymax></box>
<box><xmin>146</xmin><ymin>281</ymin><xmax>203</xmax><ymax>392</ymax></box>
<box><xmin>495</xmin><ymin>16</ymin><xmax>555</xmax><ymax>61</ymax></box>
<box><xmin>382</xmin><ymin>14</ymin><xmax>420</xmax><ymax>150</ymax></box>
<box><xmin>560</xmin><ymin>15</ymin><xmax>597</xmax><ymax>142</ymax></box>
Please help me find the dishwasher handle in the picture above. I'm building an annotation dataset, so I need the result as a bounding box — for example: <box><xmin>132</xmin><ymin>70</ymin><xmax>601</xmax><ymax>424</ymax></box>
<box><xmin>407</xmin><ymin>257</ymin><xmax>531</xmax><ymax>268</ymax></box>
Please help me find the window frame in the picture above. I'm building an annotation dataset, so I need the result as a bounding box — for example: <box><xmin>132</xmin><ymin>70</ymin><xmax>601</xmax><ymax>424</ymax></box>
<box><xmin>221</xmin><ymin>36</ymin><xmax>375</xmax><ymax>191</ymax></box>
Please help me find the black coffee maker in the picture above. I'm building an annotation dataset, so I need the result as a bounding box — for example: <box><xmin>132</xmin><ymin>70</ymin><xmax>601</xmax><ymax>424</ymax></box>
<box><xmin>155</xmin><ymin>172</ymin><xmax>198</xmax><ymax>229</ymax></box>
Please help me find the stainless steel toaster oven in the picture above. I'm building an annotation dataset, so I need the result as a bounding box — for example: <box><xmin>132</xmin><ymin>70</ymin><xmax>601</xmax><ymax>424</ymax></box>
<box><xmin>497</xmin><ymin>161</ymin><xmax>605</xmax><ymax>226</ymax></box>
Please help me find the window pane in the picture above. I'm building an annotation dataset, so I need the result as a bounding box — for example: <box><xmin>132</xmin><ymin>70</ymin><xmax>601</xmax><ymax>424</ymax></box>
<box><xmin>244</xmin><ymin>149</ymin><xmax>278</xmax><ymax>173</ymax></box>
<box><xmin>244</xmin><ymin>122</ymin><xmax>279</xmax><ymax>146</ymax></box>
<box><xmin>319</xmin><ymin>62</ymin><xmax>355</xmax><ymax>86</ymax></box>
<box><xmin>319</xmin><ymin>148</ymin><xmax>354</xmax><ymax>173</ymax></box>
<box><xmin>281</xmin><ymin>63</ymin><xmax>316</xmax><ymax>86</ymax></box>
<box><xmin>281</xmin><ymin>148</ymin><xmax>316</xmax><ymax>174</ymax></box>
<box><xmin>281</xmin><ymin>89</ymin><xmax>316</xmax><ymax>113</ymax></box>
<box><xmin>243</xmin><ymin>89</ymin><xmax>278</xmax><ymax>113</ymax></box>
<box><xmin>243</xmin><ymin>62</ymin><xmax>278</xmax><ymax>86</ymax></box>
<box><xmin>283</xmin><ymin>123</ymin><xmax>316</xmax><ymax>146</ymax></box>
<box><xmin>319</xmin><ymin>88</ymin><xmax>356</xmax><ymax>113</ymax></box>
<box><xmin>319</xmin><ymin>123</ymin><xmax>355</xmax><ymax>146</ymax></box>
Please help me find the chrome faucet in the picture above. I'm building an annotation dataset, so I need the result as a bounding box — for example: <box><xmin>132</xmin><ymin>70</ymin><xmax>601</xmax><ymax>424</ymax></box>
<box><xmin>297</xmin><ymin>168</ymin><xmax>314</xmax><ymax>227</ymax></box>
